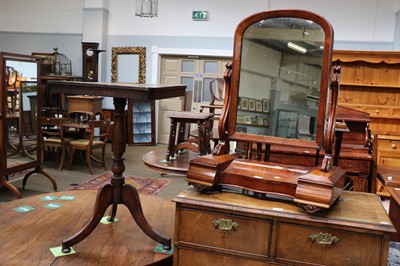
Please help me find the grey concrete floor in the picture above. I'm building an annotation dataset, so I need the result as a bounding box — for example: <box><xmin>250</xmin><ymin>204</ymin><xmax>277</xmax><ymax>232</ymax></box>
<box><xmin>0</xmin><ymin>144</ymin><xmax>189</xmax><ymax>203</ymax></box>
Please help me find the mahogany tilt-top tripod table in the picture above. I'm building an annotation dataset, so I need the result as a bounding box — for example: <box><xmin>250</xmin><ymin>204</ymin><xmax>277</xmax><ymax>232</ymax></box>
<box><xmin>47</xmin><ymin>80</ymin><xmax>186</xmax><ymax>253</ymax></box>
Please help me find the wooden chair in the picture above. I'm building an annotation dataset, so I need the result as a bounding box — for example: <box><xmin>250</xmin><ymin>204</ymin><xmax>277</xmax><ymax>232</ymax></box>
<box><xmin>5</xmin><ymin>66</ymin><xmax>19</xmax><ymax>113</ymax></box>
<box><xmin>199</xmin><ymin>77</ymin><xmax>225</xmax><ymax>117</ymax></box>
<box><xmin>67</xmin><ymin>120</ymin><xmax>113</xmax><ymax>174</ymax></box>
<box><xmin>41</xmin><ymin>117</ymin><xmax>74</xmax><ymax>171</ymax></box>
<box><xmin>198</xmin><ymin>77</ymin><xmax>225</xmax><ymax>146</ymax></box>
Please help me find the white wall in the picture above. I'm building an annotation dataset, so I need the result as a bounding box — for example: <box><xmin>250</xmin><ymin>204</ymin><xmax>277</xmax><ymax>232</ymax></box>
<box><xmin>0</xmin><ymin>0</ymin><xmax>398</xmax><ymax>44</ymax></box>
<box><xmin>269</xmin><ymin>0</ymin><xmax>399</xmax><ymax>43</ymax></box>
<box><xmin>108</xmin><ymin>0</ymin><xmax>268</xmax><ymax>37</ymax></box>
<box><xmin>0</xmin><ymin>0</ymin><xmax>399</xmax><ymax>81</ymax></box>
<box><xmin>0</xmin><ymin>0</ymin><xmax>83</xmax><ymax>33</ymax></box>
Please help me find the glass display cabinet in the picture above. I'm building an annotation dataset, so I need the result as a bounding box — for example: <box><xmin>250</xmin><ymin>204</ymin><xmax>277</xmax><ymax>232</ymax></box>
<box><xmin>186</xmin><ymin>10</ymin><xmax>344</xmax><ymax>213</ymax></box>
<box><xmin>111</xmin><ymin>46</ymin><xmax>155</xmax><ymax>145</ymax></box>
<box><xmin>1</xmin><ymin>52</ymin><xmax>57</xmax><ymax>198</ymax></box>
<box><xmin>127</xmin><ymin>100</ymin><xmax>155</xmax><ymax>145</ymax></box>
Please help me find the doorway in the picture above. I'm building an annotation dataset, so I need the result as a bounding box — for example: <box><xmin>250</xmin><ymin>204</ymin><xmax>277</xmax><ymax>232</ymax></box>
<box><xmin>157</xmin><ymin>55</ymin><xmax>231</xmax><ymax>144</ymax></box>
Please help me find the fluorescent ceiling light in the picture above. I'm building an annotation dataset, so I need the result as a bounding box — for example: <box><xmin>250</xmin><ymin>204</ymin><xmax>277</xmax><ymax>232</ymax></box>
<box><xmin>287</xmin><ymin>42</ymin><xmax>307</xmax><ymax>54</ymax></box>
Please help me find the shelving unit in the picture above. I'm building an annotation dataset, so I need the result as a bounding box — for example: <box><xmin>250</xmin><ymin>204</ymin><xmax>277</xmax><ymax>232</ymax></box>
<box><xmin>333</xmin><ymin>50</ymin><xmax>400</xmax><ymax>133</ymax></box>
<box><xmin>127</xmin><ymin>100</ymin><xmax>155</xmax><ymax>145</ymax></box>
<box><xmin>332</xmin><ymin>50</ymin><xmax>400</xmax><ymax>195</ymax></box>
<box><xmin>237</xmin><ymin>108</ymin><xmax>269</xmax><ymax>135</ymax></box>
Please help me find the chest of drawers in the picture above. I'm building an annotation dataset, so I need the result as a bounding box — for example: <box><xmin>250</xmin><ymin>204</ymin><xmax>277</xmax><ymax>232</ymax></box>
<box><xmin>173</xmin><ymin>188</ymin><xmax>394</xmax><ymax>266</ymax></box>
<box><xmin>375</xmin><ymin>134</ymin><xmax>400</xmax><ymax>197</ymax></box>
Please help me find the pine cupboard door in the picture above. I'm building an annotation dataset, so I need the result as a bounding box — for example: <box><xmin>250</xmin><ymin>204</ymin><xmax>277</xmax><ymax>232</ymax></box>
<box><xmin>157</xmin><ymin>56</ymin><xmax>230</xmax><ymax>144</ymax></box>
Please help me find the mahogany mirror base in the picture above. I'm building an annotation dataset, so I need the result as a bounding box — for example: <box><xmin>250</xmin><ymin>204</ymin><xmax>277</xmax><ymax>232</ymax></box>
<box><xmin>187</xmin><ymin>154</ymin><xmax>346</xmax><ymax>213</ymax></box>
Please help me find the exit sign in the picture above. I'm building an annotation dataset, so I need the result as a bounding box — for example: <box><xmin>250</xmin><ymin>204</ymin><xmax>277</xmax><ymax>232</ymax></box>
<box><xmin>192</xmin><ymin>11</ymin><xmax>208</xmax><ymax>21</ymax></box>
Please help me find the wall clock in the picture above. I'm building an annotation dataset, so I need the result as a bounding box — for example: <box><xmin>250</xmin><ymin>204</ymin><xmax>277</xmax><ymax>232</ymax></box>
<box><xmin>82</xmin><ymin>42</ymin><xmax>105</xmax><ymax>81</ymax></box>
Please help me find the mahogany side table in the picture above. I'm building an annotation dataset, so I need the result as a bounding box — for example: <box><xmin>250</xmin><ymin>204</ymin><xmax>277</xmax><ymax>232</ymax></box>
<box><xmin>47</xmin><ymin>80</ymin><xmax>185</xmax><ymax>253</ymax></box>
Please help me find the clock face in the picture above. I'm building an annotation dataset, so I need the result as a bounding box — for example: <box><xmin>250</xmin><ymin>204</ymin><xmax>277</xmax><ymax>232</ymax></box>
<box><xmin>86</xmin><ymin>48</ymin><xmax>94</xmax><ymax>57</ymax></box>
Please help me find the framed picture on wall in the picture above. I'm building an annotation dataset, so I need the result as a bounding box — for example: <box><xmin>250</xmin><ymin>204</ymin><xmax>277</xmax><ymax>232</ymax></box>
<box><xmin>241</xmin><ymin>98</ymin><xmax>249</xmax><ymax>110</ymax></box>
<box><xmin>237</xmin><ymin>126</ymin><xmax>247</xmax><ymax>133</ymax></box>
<box><xmin>262</xmin><ymin>99</ymin><xmax>270</xmax><ymax>113</ymax></box>
<box><xmin>244</xmin><ymin>115</ymin><xmax>251</xmax><ymax>124</ymax></box>
<box><xmin>248</xmin><ymin>99</ymin><xmax>256</xmax><ymax>111</ymax></box>
<box><xmin>257</xmin><ymin>116</ymin><xmax>264</xmax><ymax>125</ymax></box>
<box><xmin>237</xmin><ymin>115</ymin><xmax>245</xmax><ymax>124</ymax></box>
<box><xmin>256</xmin><ymin>101</ymin><xmax>263</xmax><ymax>112</ymax></box>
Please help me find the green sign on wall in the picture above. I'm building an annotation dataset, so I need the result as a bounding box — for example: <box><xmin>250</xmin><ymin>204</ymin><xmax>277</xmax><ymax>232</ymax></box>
<box><xmin>192</xmin><ymin>11</ymin><xmax>208</xmax><ymax>21</ymax></box>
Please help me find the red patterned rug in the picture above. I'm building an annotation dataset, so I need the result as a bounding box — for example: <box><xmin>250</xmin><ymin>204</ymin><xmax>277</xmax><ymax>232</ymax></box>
<box><xmin>69</xmin><ymin>172</ymin><xmax>172</xmax><ymax>196</ymax></box>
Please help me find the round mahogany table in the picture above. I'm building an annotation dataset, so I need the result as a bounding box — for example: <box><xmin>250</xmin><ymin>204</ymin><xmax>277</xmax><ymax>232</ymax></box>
<box><xmin>0</xmin><ymin>190</ymin><xmax>175</xmax><ymax>265</ymax></box>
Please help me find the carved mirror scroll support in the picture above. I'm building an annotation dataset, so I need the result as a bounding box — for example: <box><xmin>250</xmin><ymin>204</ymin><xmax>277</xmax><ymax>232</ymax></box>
<box><xmin>322</xmin><ymin>65</ymin><xmax>341</xmax><ymax>172</ymax></box>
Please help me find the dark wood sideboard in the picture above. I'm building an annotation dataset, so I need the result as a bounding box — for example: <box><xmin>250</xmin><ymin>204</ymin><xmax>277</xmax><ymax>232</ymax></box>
<box><xmin>173</xmin><ymin>188</ymin><xmax>394</xmax><ymax>266</ymax></box>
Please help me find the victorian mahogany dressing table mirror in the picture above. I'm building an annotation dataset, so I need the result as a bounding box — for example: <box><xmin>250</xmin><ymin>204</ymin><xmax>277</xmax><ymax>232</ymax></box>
<box><xmin>187</xmin><ymin>9</ymin><xmax>345</xmax><ymax>213</ymax></box>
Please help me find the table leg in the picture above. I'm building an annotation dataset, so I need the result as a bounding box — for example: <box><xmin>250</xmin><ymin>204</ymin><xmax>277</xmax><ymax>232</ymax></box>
<box><xmin>166</xmin><ymin>119</ymin><xmax>177</xmax><ymax>161</ymax></box>
<box><xmin>61</xmin><ymin>97</ymin><xmax>171</xmax><ymax>253</ymax></box>
<box><xmin>22</xmin><ymin>166</ymin><xmax>58</xmax><ymax>191</ymax></box>
<box><xmin>122</xmin><ymin>184</ymin><xmax>171</xmax><ymax>249</ymax></box>
<box><xmin>0</xmin><ymin>176</ymin><xmax>21</xmax><ymax>198</ymax></box>
<box><xmin>62</xmin><ymin>184</ymin><xmax>114</xmax><ymax>253</ymax></box>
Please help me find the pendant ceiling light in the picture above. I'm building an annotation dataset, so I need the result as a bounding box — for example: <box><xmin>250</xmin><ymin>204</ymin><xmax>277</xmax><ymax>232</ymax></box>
<box><xmin>135</xmin><ymin>0</ymin><xmax>158</xmax><ymax>17</ymax></box>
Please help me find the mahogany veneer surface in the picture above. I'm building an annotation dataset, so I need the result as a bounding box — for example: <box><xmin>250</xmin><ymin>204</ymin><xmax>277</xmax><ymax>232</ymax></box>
<box><xmin>0</xmin><ymin>190</ymin><xmax>175</xmax><ymax>265</ymax></box>
<box><xmin>173</xmin><ymin>188</ymin><xmax>395</xmax><ymax>266</ymax></box>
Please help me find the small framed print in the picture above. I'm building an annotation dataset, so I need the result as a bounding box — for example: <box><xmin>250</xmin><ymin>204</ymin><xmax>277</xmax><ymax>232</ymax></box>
<box><xmin>237</xmin><ymin>115</ymin><xmax>245</xmax><ymax>124</ymax></box>
<box><xmin>237</xmin><ymin>126</ymin><xmax>247</xmax><ymax>133</ymax></box>
<box><xmin>240</xmin><ymin>98</ymin><xmax>249</xmax><ymax>110</ymax></box>
<box><xmin>257</xmin><ymin>116</ymin><xmax>264</xmax><ymax>125</ymax></box>
<box><xmin>248</xmin><ymin>99</ymin><xmax>256</xmax><ymax>111</ymax></box>
<box><xmin>264</xmin><ymin>118</ymin><xmax>269</xmax><ymax>127</ymax></box>
<box><xmin>255</xmin><ymin>101</ymin><xmax>263</xmax><ymax>112</ymax></box>
<box><xmin>244</xmin><ymin>115</ymin><xmax>251</xmax><ymax>124</ymax></box>
<box><xmin>262</xmin><ymin>99</ymin><xmax>270</xmax><ymax>113</ymax></box>
<box><xmin>251</xmin><ymin>116</ymin><xmax>257</xmax><ymax>124</ymax></box>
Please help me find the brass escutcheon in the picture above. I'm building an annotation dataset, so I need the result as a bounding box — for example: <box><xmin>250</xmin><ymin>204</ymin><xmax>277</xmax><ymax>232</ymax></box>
<box><xmin>309</xmin><ymin>232</ymin><xmax>339</xmax><ymax>247</ymax></box>
<box><xmin>212</xmin><ymin>218</ymin><xmax>239</xmax><ymax>231</ymax></box>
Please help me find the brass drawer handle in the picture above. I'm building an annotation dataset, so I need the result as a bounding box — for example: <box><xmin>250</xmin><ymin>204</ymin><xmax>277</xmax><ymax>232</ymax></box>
<box><xmin>309</xmin><ymin>232</ymin><xmax>339</xmax><ymax>247</ymax></box>
<box><xmin>213</xmin><ymin>218</ymin><xmax>239</xmax><ymax>231</ymax></box>
<box><xmin>392</xmin><ymin>144</ymin><xmax>397</xmax><ymax>149</ymax></box>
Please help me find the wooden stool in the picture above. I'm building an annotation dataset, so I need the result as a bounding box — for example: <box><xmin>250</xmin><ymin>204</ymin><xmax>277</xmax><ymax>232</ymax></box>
<box><xmin>166</xmin><ymin>111</ymin><xmax>213</xmax><ymax>161</ymax></box>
